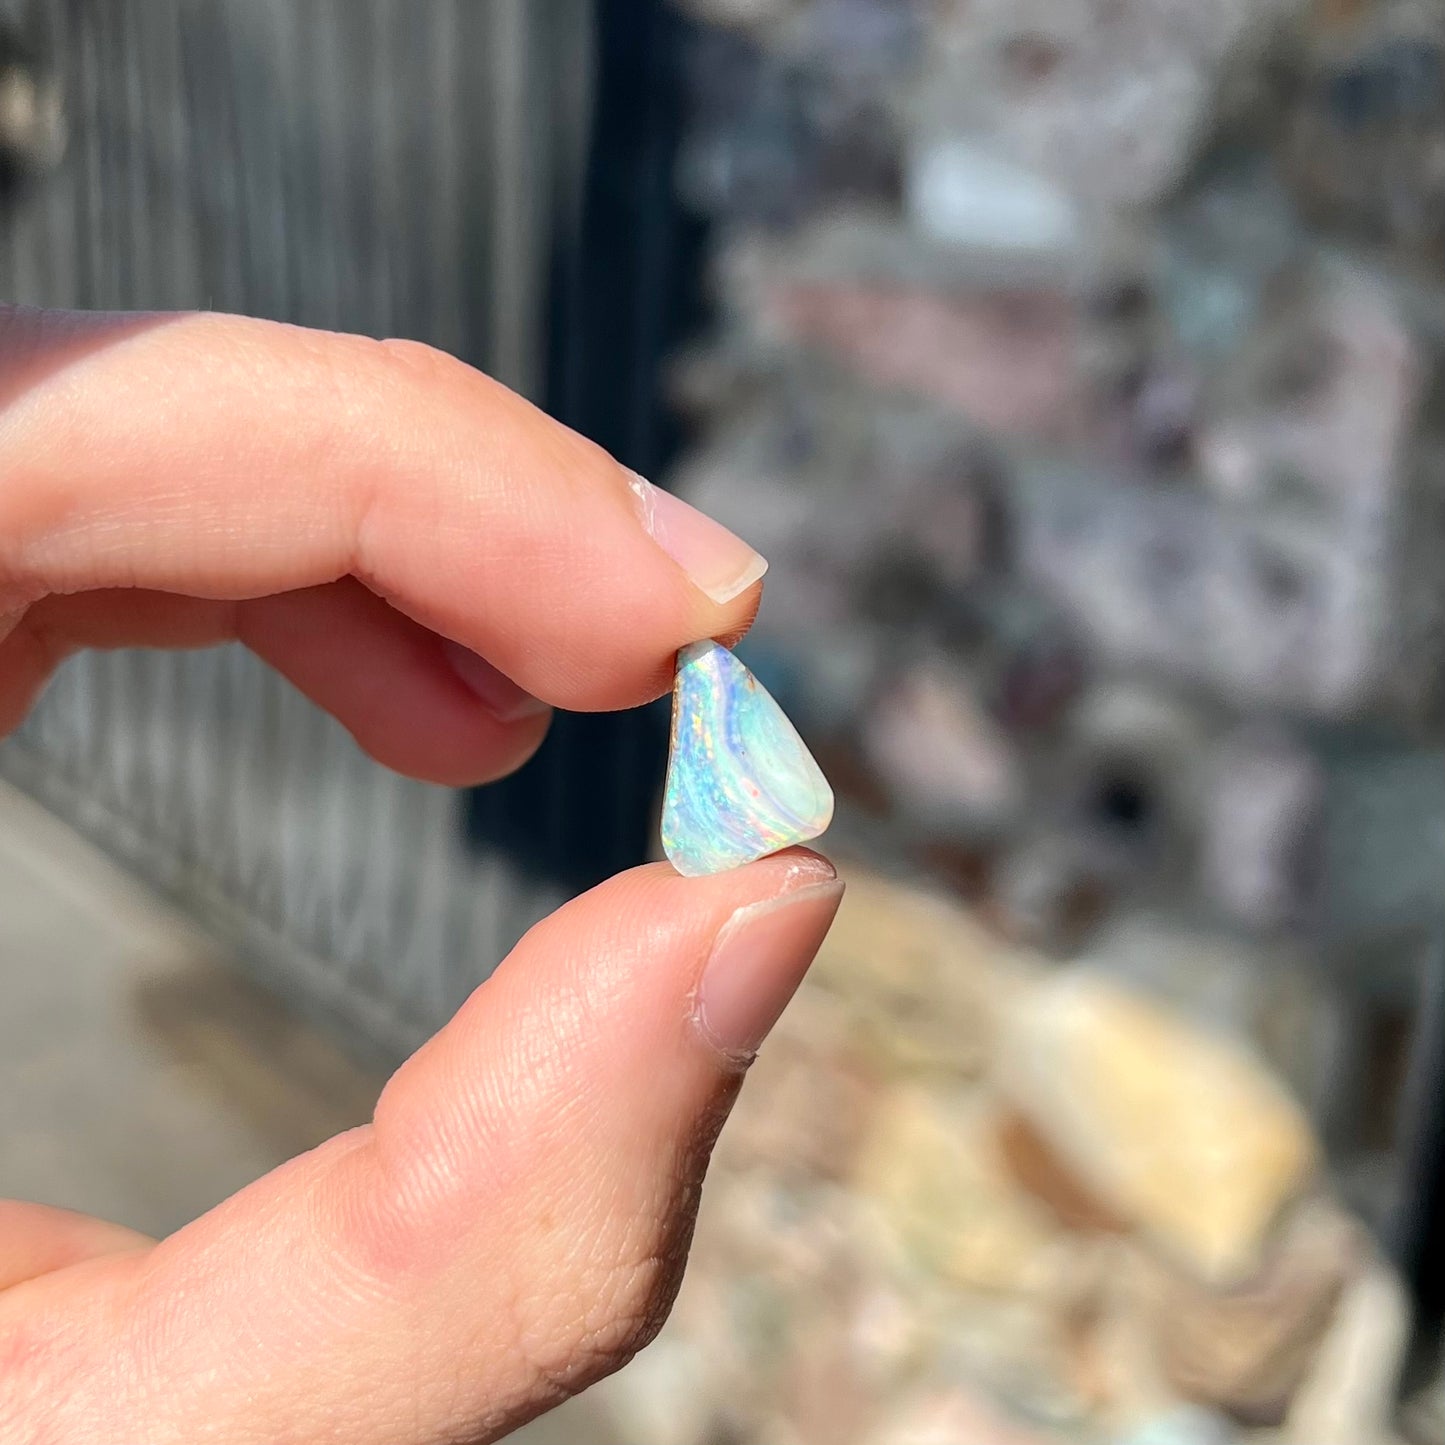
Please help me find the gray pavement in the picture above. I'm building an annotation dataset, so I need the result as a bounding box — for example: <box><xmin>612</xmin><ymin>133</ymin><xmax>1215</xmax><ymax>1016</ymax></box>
<box><xmin>0</xmin><ymin>779</ymin><xmax>612</xmax><ymax>1444</ymax></box>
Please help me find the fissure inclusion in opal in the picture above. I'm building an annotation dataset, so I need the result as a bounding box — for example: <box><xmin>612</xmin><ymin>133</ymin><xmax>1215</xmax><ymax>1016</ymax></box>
<box><xmin>661</xmin><ymin>640</ymin><xmax>835</xmax><ymax>877</ymax></box>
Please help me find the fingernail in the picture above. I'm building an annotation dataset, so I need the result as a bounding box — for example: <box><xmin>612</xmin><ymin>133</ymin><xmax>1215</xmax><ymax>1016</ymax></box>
<box><xmin>627</xmin><ymin>471</ymin><xmax>768</xmax><ymax>606</ymax></box>
<box><xmin>442</xmin><ymin>641</ymin><xmax>552</xmax><ymax>723</ymax></box>
<box><xmin>694</xmin><ymin>876</ymin><xmax>845</xmax><ymax>1061</ymax></box>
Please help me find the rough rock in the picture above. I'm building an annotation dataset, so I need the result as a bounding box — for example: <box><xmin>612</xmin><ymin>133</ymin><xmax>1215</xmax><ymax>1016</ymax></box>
<box><xmin>1281</xmin><ymin>0</ymin><xmax>1445</xmax><ymax>262</ymax></box>
<box><xmin>755</xmin><ymin>272</ymin><xmax>1085</xmax><ymax>441</ymax></box>
<box><xmin>1199</xmin><ymin>728</ymin><xmax>1323</xmax><ymax>932</ymax></box>
<box><xmin>806</xmin><ymin>869</ymin><xmax>1039</xmax><ymax>1077</ymax></box>
<box><xmin>861</xmin><ymin>660</ymin><xmax>1025</xmax><ymax>833</ymax></box>
<box><xmin>853</xmin><ymin>1085</ymin><xmax>1072</xmax><ymax>1296</ymax></box>
<box><xmin>862</xmin><ymin>1385</ymin><xmax>1063</xmax><ymax>1445</ymax></box>
<box><xmin>1129</xmin><ymin>1200</ymin><xmax>1361</xmax><ymax>1423</ymax></box>
<box><xmin>995</xmin><ymin>971</ymin><xmax>1320</xmax><ymax>1283</ymax></box>
<box><xmin>717</xmin><ymin>1012</ymin><xmax>880</xmax><ymax>1179</ymax></box>
<box><xmin>1114</xmin><ymin>1407</ymin><xmax>1240</xmax><ymax>1445</ymax></box>
<box><xmin>913</xmin><ymin>0</ymin><xmax>1301</xmax><ymax>212</ymax></box>
<box><xmin>1077</xmin><ymin>915</ymin><xmax>1346</xmax><ymax>1129</ymax></box>
<box><xmin>1284</xmin><ymin>1254</ymin><xmax>1410</xmax><ymax>1445</ymax></box>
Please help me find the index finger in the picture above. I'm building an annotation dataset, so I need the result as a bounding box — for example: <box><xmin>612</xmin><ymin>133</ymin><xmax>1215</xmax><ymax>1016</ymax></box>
<box><xmin>0</xmin><ymin>308</ymin><xmax>766</xmax><ymax>710</ymax></box>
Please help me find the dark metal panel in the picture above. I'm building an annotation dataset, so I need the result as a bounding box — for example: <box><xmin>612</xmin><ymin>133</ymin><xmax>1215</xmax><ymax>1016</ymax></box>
<box><xmin>0</xmin><ymin>0</ymin><xmax>631</xmax><ymax>1062</ymax></box>
<box><xmin>465</xmin><ymin>0</ymin><xmax>707</xmax><ymax>892</ymax></box>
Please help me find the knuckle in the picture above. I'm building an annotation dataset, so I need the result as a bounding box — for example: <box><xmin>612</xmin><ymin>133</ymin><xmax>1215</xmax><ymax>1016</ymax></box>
<box><xmin>374</xmin><ymin>336</ymin><xmax>469</xmax><ymax>391</ymax></box>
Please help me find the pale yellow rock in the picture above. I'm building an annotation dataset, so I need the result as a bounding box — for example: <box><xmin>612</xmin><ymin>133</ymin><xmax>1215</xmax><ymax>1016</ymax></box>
<box><xmin>853</xmin><ymin>1084</ymin><xmax>1072</xmax><ymax>1298</ymax></box>
<box><xmin>996</xmin><ymin>971</ymin><xmax>1320</xmax><ymax>1284</ymax></box>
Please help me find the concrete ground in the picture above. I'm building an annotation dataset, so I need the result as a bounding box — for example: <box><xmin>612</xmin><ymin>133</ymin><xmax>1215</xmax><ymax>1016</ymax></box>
<box><xmin>0</xmin><ymin>779</ymin><xmax>612</xmax><ymax>1444</ymax></box>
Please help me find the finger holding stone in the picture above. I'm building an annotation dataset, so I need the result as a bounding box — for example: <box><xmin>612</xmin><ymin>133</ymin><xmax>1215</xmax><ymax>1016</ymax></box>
<box><xmin>0</xmin><ymin>582</ymin><xmax>553</xmax><ymax>785</ymax></box>
<box><xmin>0</xmin><ymin>308</ymin><xmax>767</xmax><ymax>713</ymax></box>
<box><xmin>0</xmin><ymin>853</ymin><xmax>843</xmax><ymax>1445</ymax></box>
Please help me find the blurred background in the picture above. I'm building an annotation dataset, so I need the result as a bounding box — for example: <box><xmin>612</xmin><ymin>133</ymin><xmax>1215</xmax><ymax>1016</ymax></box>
<box><xmin>1</xmin><ymin>1</ymin><xmax>1445</xmax><ymax>1441</ymax></box>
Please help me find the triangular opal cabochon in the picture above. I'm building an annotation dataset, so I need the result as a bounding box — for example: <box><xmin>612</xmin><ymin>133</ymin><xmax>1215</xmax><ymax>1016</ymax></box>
<box><xmin>661</xmin><ymin>641</ymin><xmax>835</xmax><ymax>878</ymax></box>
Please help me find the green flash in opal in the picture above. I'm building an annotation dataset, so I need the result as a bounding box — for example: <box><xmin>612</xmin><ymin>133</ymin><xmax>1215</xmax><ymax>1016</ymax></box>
<box><xmin>661</xmin><ymin>640</ymin><xmax>835</xmax><ymax>877</ymax></box>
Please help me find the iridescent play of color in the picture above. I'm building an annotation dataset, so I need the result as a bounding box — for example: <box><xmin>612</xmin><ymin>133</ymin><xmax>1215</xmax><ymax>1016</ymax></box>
<box><xmin>661</xmin><ymin>640</ymin><xmax>835</xmax><ymax>877</ymax></box>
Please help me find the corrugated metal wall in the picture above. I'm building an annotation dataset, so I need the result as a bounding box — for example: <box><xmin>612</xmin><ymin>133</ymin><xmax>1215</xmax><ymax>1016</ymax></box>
<box><xmin>0</xmin><ymin>0</ymin><xmax>604</xmax><ymax>1061</ymax></box>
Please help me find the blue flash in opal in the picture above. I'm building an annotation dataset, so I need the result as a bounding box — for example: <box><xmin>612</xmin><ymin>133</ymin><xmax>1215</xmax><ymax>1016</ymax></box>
<box><xmin>661</xmin><ymin>641</ymin><xmax>835</xmax><ymax>877</ymax></box>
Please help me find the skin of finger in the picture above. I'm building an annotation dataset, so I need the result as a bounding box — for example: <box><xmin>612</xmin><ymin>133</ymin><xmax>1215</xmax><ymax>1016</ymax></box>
<box><xmin>0</xmin><ymin>853</ymin><xmax>840</xmax><ymax>1445</ymax></box>
<box><xmin>240</xmin><ymin>580</ymin><xmax>551</xmax><ymax>785</ymax></box>
<box><xmin>0</xmin><ymin>583</ymin><xmax>551</xmax><ymax>785</ymax></box>
<box><xmin>0</xmin><ymin>308</ymin><xmax>756</xmax><ymax>711</ymax></box>
<box><xmin>0</xmin><ymin>1204</ymin><xmax>151</xmax><ymax>1292</ymax></box>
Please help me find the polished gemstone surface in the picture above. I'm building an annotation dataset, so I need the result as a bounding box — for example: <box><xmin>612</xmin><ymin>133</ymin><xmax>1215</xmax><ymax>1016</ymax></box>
<box><xmin>662</xmin><ymin>641</ymin><xmax>835</xmax><ymax>877</ymax></box>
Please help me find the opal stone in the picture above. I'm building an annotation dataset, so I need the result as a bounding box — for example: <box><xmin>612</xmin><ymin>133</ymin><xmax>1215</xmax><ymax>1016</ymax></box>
<box><xmin>662</xmin><ymin>640</ymin><xmax>835</xmax><ymax>878</ymax></box>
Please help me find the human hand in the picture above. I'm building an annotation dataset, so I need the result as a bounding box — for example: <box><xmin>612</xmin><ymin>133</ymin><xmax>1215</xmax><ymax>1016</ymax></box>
<box><xmin>0</xmin><ymin>308</ymin><xmax>843</xmax><ymax>1443</ymax></box>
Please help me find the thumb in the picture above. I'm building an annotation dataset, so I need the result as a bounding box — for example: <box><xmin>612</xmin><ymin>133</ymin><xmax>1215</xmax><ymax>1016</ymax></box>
<box><xmin>8</xmin><ymin>851</ymin><xmax>842</xmax><ymax>1445</ymax></box>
